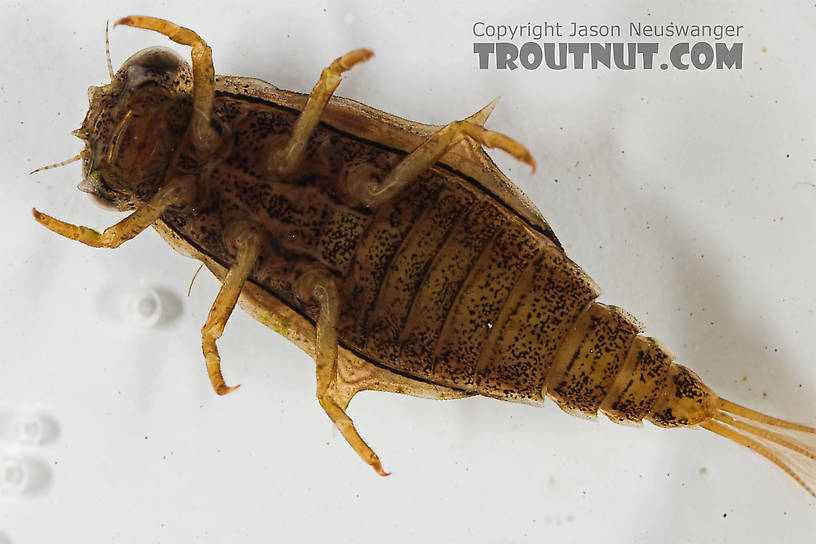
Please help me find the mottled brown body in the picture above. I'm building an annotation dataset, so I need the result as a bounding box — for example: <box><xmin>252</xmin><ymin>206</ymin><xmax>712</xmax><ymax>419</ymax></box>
<box><xmin>148</xmin><ymin>73</ymin><xmax>698</xmax><ymax>427</ymax></box>
<box><xmin>32</xmin><ymin>17</ymin><xmax>816</xmax><ymax>498</ymax></box>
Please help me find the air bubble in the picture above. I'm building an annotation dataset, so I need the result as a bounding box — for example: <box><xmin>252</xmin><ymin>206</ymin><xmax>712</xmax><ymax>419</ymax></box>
<box><xmin>0</xmin><ymin>411</ymin><xmax>57</xmax><ymax>445</ymax></box>
<box><xmin>0</xmin><ymin>456</ymin><xmax>28</xmax><ymax>497</ymax></box>
<box><xmin>14</xmin><ymin>414</ymin><xmax>43</xmax><ymax>445</ymax></box>
<box><xmin>123</xmin><ymin>287</ymin><xmax>162</xmax><ymax>327</ymax></box>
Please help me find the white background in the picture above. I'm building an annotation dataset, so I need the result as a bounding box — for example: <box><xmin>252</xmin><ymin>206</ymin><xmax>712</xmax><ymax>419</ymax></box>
<box><xmin>2</xmin><ymin>0</ymin><xmax>815</xmax><ymax>542</ymax></box>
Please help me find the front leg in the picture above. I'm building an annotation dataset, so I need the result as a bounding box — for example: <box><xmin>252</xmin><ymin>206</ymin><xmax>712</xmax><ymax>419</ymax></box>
<box><xmin>33</xmin><ymin>175</ymin><xmax>195</xmax><ymax>248</ymax></box>
<box><xmin>115</xmin><ymin>16</ymin><xmax>219</xmax><ymax>154</ymax></box>
<box><xmin>297</xmin><ymin>268</ymin><xmax>388</xmax><ymax>476</ymax></box>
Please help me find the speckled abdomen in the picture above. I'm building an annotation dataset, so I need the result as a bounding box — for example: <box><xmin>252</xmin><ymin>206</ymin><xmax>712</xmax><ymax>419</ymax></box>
<box><xmin>337</xmin><ymin>173</ymin><xmax>686</xmax><ymax>424</ymax></box>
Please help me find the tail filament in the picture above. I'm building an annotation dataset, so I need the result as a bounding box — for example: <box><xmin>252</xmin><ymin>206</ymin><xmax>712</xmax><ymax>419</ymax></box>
<box><xmin>702</xmin><ymin>397</ymin><xmax>816</xmax><ymax>499</ymax></box>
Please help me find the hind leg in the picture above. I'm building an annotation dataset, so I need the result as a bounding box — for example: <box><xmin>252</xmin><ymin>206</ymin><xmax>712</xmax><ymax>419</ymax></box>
<box><xmin>296</xmin><ymin>267</ymin><xmax>472</xmax><ymax>475</ymax></box>
<box><xmin>295</xmin><ymin>267</ymin><xmax>388</xmax><ymax>474</ymax></box>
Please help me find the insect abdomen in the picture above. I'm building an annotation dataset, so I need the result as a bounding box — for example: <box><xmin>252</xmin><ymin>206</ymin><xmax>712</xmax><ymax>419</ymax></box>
<box><xmin>341</xmin><ymin>178</ymin><xmax>681</xmax><ymax>421</ymax></box>
<box><xmin>206</xmin><ymin>90</ymin><xmax>682</xmax><ymax>424</ymax></box>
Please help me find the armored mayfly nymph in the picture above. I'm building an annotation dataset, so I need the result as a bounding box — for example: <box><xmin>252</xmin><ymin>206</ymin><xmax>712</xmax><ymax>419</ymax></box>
<box><xmin>31</xmin><ymin>16</ymin><xmax>816</xmax><ymax>499</ymax></box>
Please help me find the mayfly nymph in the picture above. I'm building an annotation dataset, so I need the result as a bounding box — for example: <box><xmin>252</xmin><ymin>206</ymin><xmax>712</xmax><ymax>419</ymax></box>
<box><xmin>32</xmin><ymin>16</ymin><xmax>816</xmax><ymax>499</ymax></box>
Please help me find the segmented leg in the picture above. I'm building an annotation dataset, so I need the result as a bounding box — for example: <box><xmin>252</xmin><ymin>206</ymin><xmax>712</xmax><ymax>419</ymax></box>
<box><xmin>201</xmin><ymin>222</ymin><xmax>264</xmax><ymax>395</ymax></box>
<box><xmin>32</xmin><ymin>176</ymin><xmax>194</xmax><ymax>248</ymax></box>
<box><xmin>269</xmin><ymin>48</ymin><xmax>373</xmax><ymax>176</ymax></box>
<box><xmin>332</xmin><ymin>353</ymin><xmax>474</xmax><ymax>408</ymax></box>
<box><xmin>297</xmin><ymin>268</ymin><xmax>388</xmax><ymax>476</ymax></box>
<box><xmin>347</xmin><ymin>112</ymin><xmax>536</xmax><ymax>207</ymax></box>
<box><xmin>115</xmin><ymin>16</ymin><xmax>218</xmax><ymax>154</ymax></box>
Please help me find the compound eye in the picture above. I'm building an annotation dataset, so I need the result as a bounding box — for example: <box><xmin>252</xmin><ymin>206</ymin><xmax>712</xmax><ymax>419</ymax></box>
<box><xmin>115</xmin><ymin>46</ymin><xmax>190</xmax><ymax>91</ymax></box>
<box><xmin>118</xmin><ymin>46</ymin><xmax>185</xmax><ymax>73</ymax></box>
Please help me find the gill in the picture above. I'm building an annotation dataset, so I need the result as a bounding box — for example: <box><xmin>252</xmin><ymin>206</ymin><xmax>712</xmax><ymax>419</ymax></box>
<box><xmin>29</xmin><ymin>21</ymin><xmax>115</xmax><ymax>176</ymax></box>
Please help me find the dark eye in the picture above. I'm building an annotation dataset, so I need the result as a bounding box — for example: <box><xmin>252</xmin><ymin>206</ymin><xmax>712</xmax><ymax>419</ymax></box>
<box><xmin>119</xmin><ymin>46</ymin><xmax>186</xmax><ymax>74</ymax></box>
<box><xmin>116</xmin><ymin>47</ymin><xmax>190</xmax><ymax>91</ymax></box>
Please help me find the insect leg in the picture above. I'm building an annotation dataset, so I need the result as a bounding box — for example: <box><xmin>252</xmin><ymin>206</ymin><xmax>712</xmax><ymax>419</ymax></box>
<box><xmin>333</xmin><ymin>353</ymin><xmax>475</xmax><ymax>402</ymax></box>
<box><xmin>32</xmin><ymin>176</ymin><xmax>194</xmax><ymax>248</ymax></box>
<box><xmin>114</xmin><ymin>16</ymin><xmax>218</xmax><ymax>154</ymax></box>
<box><xmin>346</xmin><ymin>116</ymin><xmax>535</xmax><ymax>208</ymax></box>
<box><xmin>297</xmin><ymin>268</ymin><xmax>388</xmax><ymax>476</ymax></box>
<box><xmin>269</xmin><ymin>48</ymin><xmax>373</xmax><ymax>177</ymax></box>
<box><xmin>200</xmin><ymin>222</ymin><xmax>264</xmax><ymax>395</ymax></box>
